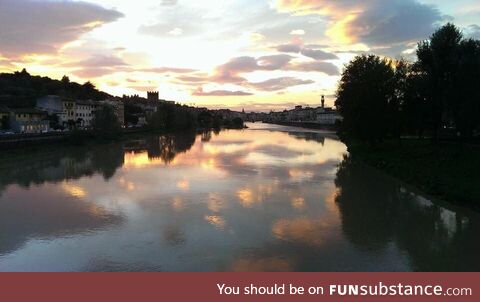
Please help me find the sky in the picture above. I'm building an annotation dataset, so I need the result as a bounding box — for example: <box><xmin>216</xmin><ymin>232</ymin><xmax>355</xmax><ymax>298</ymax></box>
<box><xmin>0</xmin><ymin>0</ymin><xmax>479</xmax><ymax>111</ymax></box>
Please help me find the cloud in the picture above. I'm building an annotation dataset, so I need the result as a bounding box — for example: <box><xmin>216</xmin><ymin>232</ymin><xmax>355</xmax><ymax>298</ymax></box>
<box><xmin>276</xmin><ymin>43</ymin><xmax>338</xmax><ymax>60</ymax></box>
<box><xmin>212</xmin><ymin>55</ymin><xmax>294</xmax><ymax>84</ymax></box>
<box><xmin>466</xmin><ymin>24</ymin><xmax>480</xmax><ymax>39</ymax></box>
<box><xmin>176</xmin><ymin>75</ymin><xmax>209</xmax><ymax>84</ymax></box>
<box><xmin>127</xmin><ymin>85</ymin><xmax>159</xmax><ymax>92</ymax></box>
<box><xmin>139</xmin><ymin>23</ymin><xmax>196</xmax><ymax>37</ymax></box>
<box><xmin>355</xmin><ymin>1</ymin><xmax>445</xmax><ymax>46</ymax></box>
<box><xmin>173</xmin><ymin>53</ymin><xmax>336</xmax><ymax>90</ymax></box>
<box><xmin>290</xmin><ymin>29</ymin><xmax>306</xmax><ymax>35</ymax></box>
<box><xmin>73</xmin><ymin>68</ymin><xmax>126</xmax><ymax>78</ymax></box>
<box><xmin>66</xmin><ymin>55</ymin><xmax>128</xmax><ymax>68</ymax></box>
<box><xmin>272</xmin><ymin>0</ymin><xmax>445</xmax><ymax>47</ymax></box>
<box><xmin>168</xmin><ymin>28</ymin><xmax>184</xmax><ymax>36</ymax></box>
<box><xmin>0</xmin><ymin>0</ymin><xmax>123</xmax><ymax>58</ymax></box>
<box><xmin>138</xmin><ymin>4</ymin><xmax>206</xmax><ymax>38</ymax></box>
<box><xmin>65</xmin><ymin>54</ymin><xmax>129</xmax><ymax>78</ymax></box>
<box><xmin>161</xmin><ymin>0</ymin><xmax>178</xmax><ymax>6</ymax></box>
<box><xmin>277</xmin><ymin>43</ymin><xmax>303</xmax><ymax>53</ymax></box>
<box><xmin>72</xmin><ymin>65</ymin><xmax>200</xmax><ymax>80</ymax></box>
<box><xmin>248</xmin><ymin>77</ymin><xmax>314</xmax><ymax>91</ymax></box>
<box><xmin>142</xmin><ymin>67</ymin><xmax>198</xmax><ymax>74</ymax></box>
<box><xmin>300</xmin><ymin>48</ymin><xmax>338</xmax><ymax>60</ymax></box>
<box><xmin>193</xmin><ymin>87</ymin><xmax>253</xmax><ymax>96</ymax></box>
<box><xmin>257</xmin><ymin>54</ymin><xmax>294</xmax><ymax>70</ymax></box>
<box><xmin>288</xmin><ymin>61</ymin><xmax>339</xmax><ymax>75</ymax></box>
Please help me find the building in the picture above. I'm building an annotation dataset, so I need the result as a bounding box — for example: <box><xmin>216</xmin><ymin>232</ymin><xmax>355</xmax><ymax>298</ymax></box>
<box><xmin>147</xmin><ymin>91</ymin><xmax>159</xmax><ymax>102</ymax></box>
<box><xmin>315</xmin><ymin>95</ymin><xmax>342</xmax><ymax>125</ymax></box>
<box><xmin>264</xmin><ymin>95</ymin><xmax>343</xmax><ymax>125</ymax></box>
<box><xmin>316</xmin><ymin>109</ymin><xmax>342</xmax><ymax>125</ymax></box>
<box><xmin>286</xmin><ymin>106</ymin><xmax>316</xmax><ymax>122</ymax></box>
<box><xmin>9</xmin><ymin>108</ymin><xmax>49</xmax><ymax>133</ymax></box>
<box><xmin>36</xmin><ymin>95</ymin><xmax>76</xmax><ymax>127</ymax></box>
<box><xmin>75</xmin><ymin>100</ymin><xmax>99</xmax><ymax>128</ymax></box>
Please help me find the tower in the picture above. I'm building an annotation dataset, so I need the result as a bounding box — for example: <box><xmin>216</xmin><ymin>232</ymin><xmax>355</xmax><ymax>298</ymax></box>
<box><xmin>147</xmin><ymin>91</ymin><xmax>159</xmax><ymax>102</ymax></box>
<box><xmin>321</xmin><ymin>95</ymin><xmax>325</xmax><ymax>108</ymax></box>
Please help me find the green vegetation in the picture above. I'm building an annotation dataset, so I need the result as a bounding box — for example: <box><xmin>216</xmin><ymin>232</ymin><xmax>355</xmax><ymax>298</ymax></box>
<box><xmin>148</xmin><ymin>107</ymin><xmax>245</xmax><ymax>132</ymax></box>
<box><xmin>336</xmin><ymin>23</ymin><xmax>480</xmax><ymax>207</ymax></box>
<box><xmin>147</xmin><ymin>103</ymin><xmax>196</xmax><ymax>131</ymax></box>
<box><xmin>347</xmin><ymin>140</ymin><xmax>480</xmax><ymax>208</ymax></box>
<box><xmin>195</xmin><ymin>110</ymin><xmax>245</xmax><ymax>130</ymax></box>
<box><xmin>336</xmin><ymin>23</ymin><xmax>480</xmax><ymax>143</ymax></box>
<box><xmin>225</xmin><ymin>117</ymin><xmax>245</xmax><ymax>129</ymax></box>
<box><xmin>92</xmin><ymin>105</ymin><xmax>122</xmax><ymax>139</ymax></box>
<box><xmin>0</xmin><ymin>69</ymin><xmax>110</xmax><ymax>108</ymax></box>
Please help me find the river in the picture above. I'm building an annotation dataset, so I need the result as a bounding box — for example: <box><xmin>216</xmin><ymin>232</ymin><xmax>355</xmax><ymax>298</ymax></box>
<box><xmin>0</xmin><ymin>123</ymin><xmax>479</xmax><ymax>271</ymax></box>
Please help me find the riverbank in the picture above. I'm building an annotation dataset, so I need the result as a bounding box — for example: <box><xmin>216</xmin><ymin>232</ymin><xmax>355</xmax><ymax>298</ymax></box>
<box><xmin>0</xmin><ymin>124</ymin><xmax>248</xmax><ymax>150</ymax></box>
<box><xmin>345</xmin><ymin>139</ymin><xmax>480</xmax><ymax>210</ymax></box>
<box><xmin>263</xmin><ymin>121</ymin><xmax>337</xmax><ymax>131</ymax></box>
<box><xmin>0</xmin><ymin>128</ymin><xmax>152</xmax><ymax>149</ymax></box>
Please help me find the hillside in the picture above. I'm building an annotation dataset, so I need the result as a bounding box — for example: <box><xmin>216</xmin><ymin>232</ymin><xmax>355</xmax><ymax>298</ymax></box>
<box><xmin>0</xmin><ymin>69</ymin><xmax>111</xmax><ymax>108</ymax></box>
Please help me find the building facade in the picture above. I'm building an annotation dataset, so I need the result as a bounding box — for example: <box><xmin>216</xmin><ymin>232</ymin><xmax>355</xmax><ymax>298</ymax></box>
<box><xmin>36</xmin><ymin>95</ymin><xmax>76</xmax><ymax>127</ymax></box>
<box><xmin>75</xmin><ymin>100</ymin><xmax>98</xmax><ymax>128</ymax></box>
<box><xmin>10</xmin><ymin>108</ymin><xmax>49</xmax><ymax>133</ymax></box>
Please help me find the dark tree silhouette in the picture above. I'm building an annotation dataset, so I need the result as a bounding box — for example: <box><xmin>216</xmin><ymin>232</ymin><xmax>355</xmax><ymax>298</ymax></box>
<box><xmin>416</xmin><ymin>23</ymin><xmax>463</xmax><ymax>142</ymax></box>
<box><xmin>454</xmin><ymin>39</ymin><xmax>480</xmax><ymax>139</ymax></box>
<box><xmin>337</xmin><ymin>23</ymin><xmax>480</xmax><ymax>143</ymax></box>
<box><xmin>92</xmin><ymin>105</ymin><xmax>122</xmax><ymax>139</ymax></box>
<box><xmin>335</xmin><ymin>55</ymin><xmax>398</xmax><ymax>142</ymax></box>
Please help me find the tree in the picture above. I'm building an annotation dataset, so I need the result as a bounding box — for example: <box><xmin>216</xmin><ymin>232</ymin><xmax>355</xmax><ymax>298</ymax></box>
<box><xmin>47</xmin><ymin>114</ymin><xmax>61</xmax><ymax>130</ymax></box>
<box><xmin>400</xmin><ymin>63</ymin><xmax>431</xmax><ymax>138</ymax></box>
<box><xmin>416</xmin><ymin>23</ymin><xmax>463</xmax><ymax>141</ymax></box>
<box><xmin>92</xmin><ymin>105</ymin><xmax>121</xmax><ymax>139</ymax></box>
<box><xmin>454</xmin><ymin>39</ymin><xmax>480</xmax><ymax>139</ymax></box>
<box><xmin>147</xmin><ymin>109</ymin><xmax>167</xmax><ymax>130</ymax></box>
<box><xmin>335</xmin><ymin>55</ymin><xmax>397</xmax><ymax>142</ymax></box>
<box><xmin>83</xmin><ymin>81</ymin><xmax>95</xmax><ymax>91</ymax></box>
<box><xmin>197</xmin><ymin>111</ymin><xmax>213</xmax><ymax>128</ymax></box>
<box><xmin>61</xmin><ymin>75</ymin><xmax>70</xmax><ymax>84</ymax></box>
<box><xmin>231</xmin><ymin>117</ymin><xmax>244</xmax><ymax>129</ymax></box>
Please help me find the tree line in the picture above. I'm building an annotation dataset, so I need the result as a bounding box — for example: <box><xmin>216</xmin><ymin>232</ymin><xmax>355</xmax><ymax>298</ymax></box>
<box><xmin>146</xmin><ymin>104</ymin><xmax>244</xmax><ymax>132</ymax></box>
<box><xmin>0</xmin><ymin>69</ymin><xmax>110</xmax><ymax>108</ymax></box>
<box><xmin>336</xmin><ymin>23</ymin><xmax>480</xmax><ymax>143</ymax></box>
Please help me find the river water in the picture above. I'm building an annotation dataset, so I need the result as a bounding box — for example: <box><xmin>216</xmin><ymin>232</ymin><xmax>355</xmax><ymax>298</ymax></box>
<box><xmin>0</xmin><ymin>123</ymin><xmax>479</xmax><ymax>271</ymax></box>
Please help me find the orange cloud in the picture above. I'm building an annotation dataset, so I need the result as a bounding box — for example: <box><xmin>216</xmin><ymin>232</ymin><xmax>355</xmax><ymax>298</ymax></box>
<box><xmin>272</xmin><ymin>0</ymin><xmax>444</xmax><ymax>47</ymax></box>
<box><xmin>273</xmin><ymin>0</ymin><xmax>363</xmax><ymax>44</ymax></box>
<box><xmin>274</xmin><ymin>0</ymin><xmax>361</xmax><ymax>15</ymax></box>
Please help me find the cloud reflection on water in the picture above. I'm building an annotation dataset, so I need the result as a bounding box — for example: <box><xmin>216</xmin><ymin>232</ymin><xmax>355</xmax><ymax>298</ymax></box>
<box><xmin>1</xmin><ymin>124</ymin><xmax>478</xmax><ymax>272</ymax></box>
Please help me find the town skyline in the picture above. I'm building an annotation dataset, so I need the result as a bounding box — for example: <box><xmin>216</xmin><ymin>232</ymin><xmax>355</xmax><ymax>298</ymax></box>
<box><xmin>1</xmin><ymin>0</ymin><xmax>480</xmax><ymax>111</ymax></box>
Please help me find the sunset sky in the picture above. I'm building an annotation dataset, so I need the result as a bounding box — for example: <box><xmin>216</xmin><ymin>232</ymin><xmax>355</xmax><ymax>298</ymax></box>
<box><xmin>1</xmin><ymin>0</ymin><xmax>479</xmax><ymax>111</ymax></box>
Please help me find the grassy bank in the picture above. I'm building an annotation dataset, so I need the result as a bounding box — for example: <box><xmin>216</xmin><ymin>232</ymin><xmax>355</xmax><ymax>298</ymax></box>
<box><xmin>345</xmin><ymin>139</ymin><xmax>480</xmax><ymax>209</ymax></box>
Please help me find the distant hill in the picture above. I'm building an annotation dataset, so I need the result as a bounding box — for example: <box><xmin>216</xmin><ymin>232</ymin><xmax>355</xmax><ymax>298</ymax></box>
<box><xmin>0</xmin><ymin>69</ymin><xmax>111</xmax><ymax>108</ymax></box>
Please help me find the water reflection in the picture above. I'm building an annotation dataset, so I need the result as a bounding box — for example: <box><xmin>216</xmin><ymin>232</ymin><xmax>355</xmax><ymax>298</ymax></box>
<box><xmin>0</xmin><ymin>123</ymin><xmax>478</xmax><ymax>272</ymax></box>
<box><xmin>335</xmin><ymin>156</ymin><xmax>480</xmax><ymax>271</ymax></box>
